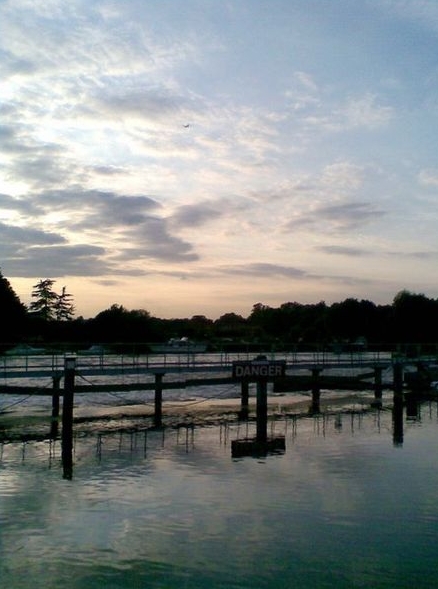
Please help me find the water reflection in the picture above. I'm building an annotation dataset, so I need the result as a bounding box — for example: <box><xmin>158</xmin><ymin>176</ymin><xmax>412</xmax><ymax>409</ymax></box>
<box><xmin>0</xmin><ymin>400</ymin><xmax>432</xmax><ymax>475</ymax></box>
<box><xmin>2</xmin><ymin>402</ymin><xmax>438</xmax><ymax>588</ymax></box>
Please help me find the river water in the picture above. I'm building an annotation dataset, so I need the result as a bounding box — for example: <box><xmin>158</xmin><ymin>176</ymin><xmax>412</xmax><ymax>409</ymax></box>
<box><xmin>1</xmin><ymin>393</ymin><xmax>438</xmax><ymax>588</ymax></box>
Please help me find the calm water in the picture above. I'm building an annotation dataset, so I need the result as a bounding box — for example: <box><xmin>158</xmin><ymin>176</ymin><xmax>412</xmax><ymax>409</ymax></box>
<box><xmin>1</xmin><ymin>400</ymin><xmax>438</xmax><ymax>588</ymax></box>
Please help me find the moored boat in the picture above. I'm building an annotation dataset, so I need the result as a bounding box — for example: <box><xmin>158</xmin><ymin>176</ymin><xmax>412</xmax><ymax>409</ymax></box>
<box><xmin>5</xmin><ymin>344</ymin><xmax>46</xmax><ymax>355</ymax></box>
<box><xmin>149</xmin><ymin>337</ymin><xmax>207</xmax><ymax>353</ymax></box>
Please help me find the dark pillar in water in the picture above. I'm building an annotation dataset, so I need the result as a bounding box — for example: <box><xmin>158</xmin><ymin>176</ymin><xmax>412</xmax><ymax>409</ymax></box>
<box><xmin>393</xmin><ymin>362</ymin><xmax>404</xmax><ymax>400</ymax></box>
<box><xmin>240</xmin><ymin>380</ymin><xmax>249</xmax><ymax>419</ymax></box>
<box><xmin>154</xmin><ymin>371</ymin><xmax>164</xmax><ymax>428</ymax></box>
<box><xmin>256</xmin><ymin>379</ymin><xmax>268</xmax><ymax>443</ymax></box>
<box><xmin>392</xmin><ymin>396</ymin><xmax>404</xmax><ymax>446</ymax></box>
<box><xmin>406</xmin><ymin>396</ymin><xmax>420</xmax><ymax>420</ymax></box>
<box><xmin>374</xmin><ymin>366</ymin><xmax>383</xmax><ymax>401</ymax></box>
<box><xmin>391</xmin><ymin>361</ymin><xmax>405</xmax><ymax>446</ymax></box>
<box><xmin>310</xmin><ymin>368</ymin><xmax>322</xmax><ymax>414</ymax></box>
<box><xmin>62</xmin><ymin>356</ymin><xmax>76</xmax><ymax>480</ymax></box>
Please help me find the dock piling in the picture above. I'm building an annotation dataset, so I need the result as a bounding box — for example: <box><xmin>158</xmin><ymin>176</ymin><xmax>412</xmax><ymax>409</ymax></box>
<box><xmin>374</xmin><ymin>366</ymin><xmax>383</xmax><ymax>400</ymax></box>
<box><xmin>256</xmin><ymin>379</ymin><xmax>268</xmax><ymax>443</ymax></box>
<box><xmin>310</xmin><ymin>368</ymin><xmax>322</xmax><ymax>414</ymax></box>
<box><xmin>154</xmin><ymin>371</ymin><xmax>164</xmax><ymax>428</ymax></box>
<box><xmin>393</xmin><ymin>362</ymin><xmax>404</xmax><ymax>399</ymax></box>
<box><xmin>62</xmin><ymin>356</ymin><xmax>76</xmax><ymax>479</ymax></box>
<box><xmin>240</xmin><ymin>381</ymin><xmax>249</xmax><ymax>419</ymax></box>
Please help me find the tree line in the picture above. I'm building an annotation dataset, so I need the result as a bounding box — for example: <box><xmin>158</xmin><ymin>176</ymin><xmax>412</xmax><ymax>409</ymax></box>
<box><xmin>1</xmin><ymin>270</ymin><xmax>438</xmax><ymax>350</ymax></box>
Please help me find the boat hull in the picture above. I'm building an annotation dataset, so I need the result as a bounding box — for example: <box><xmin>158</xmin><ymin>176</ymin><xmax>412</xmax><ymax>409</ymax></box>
<box><xmin>149</xmin><ymin>343</ymin><xmax>207</xmax><ymax>354</ymax></box>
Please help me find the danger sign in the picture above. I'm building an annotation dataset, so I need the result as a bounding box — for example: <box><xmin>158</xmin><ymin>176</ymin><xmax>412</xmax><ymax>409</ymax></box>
<box><xmin>232</xmin><ymin>360</ymin><xmax>286</xmax><ymax>380</ymax></box>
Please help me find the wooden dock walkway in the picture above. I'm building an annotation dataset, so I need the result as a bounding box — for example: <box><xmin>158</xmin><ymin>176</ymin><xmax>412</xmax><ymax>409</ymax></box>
<box><xmin>1</xmin><ymin>350</ymin><xmax>435</xmax><ymax>475</ymax></box>
<box><xmin>0</xmin><ymin>349</ymin><xmax>395</xmax><ymax>378</ymax></box>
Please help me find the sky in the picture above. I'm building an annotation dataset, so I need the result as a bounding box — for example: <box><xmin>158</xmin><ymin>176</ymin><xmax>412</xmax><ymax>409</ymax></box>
<box><xmin>2</xmin><ymin>0</ymin><xmax>438</xmax><ymax>319</ymax></box>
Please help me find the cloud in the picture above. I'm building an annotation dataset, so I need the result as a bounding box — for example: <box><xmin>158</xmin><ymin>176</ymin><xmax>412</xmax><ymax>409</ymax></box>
<box><xmin>285</xmin><ymin>71</ymin><xmax>321</xmax><ymax>111</ymax></box>
<box><xmin>220</xmin><ymin>263</ymin><xmax>307</xmax><ymax>279</ymax></box>
<box><xmin>33</xmin><ymin>188</ymin><xmax>160</xmax><ymax>221</ymax></box>
<box><xmin>304</xmin><ymin>93</ymin><xmax>394</xmax><ymax>132</ymax></box>
<box><xmin>0</xmin><ymin>220</ymin><xmax>65</xmax><ymax>246</ymax></box>
<box><xmin>419</xmin><ymin>169</ymin><xmax>438</xmax><ymax>186</ymax></box>
<box><xmin>3</xmin><ymin>244</ymin><xmax>108</xmax><ymax>278</ymax></box>
<box><xmin>88</xmin><ymin>85</ymin><xmax>196</xmax><ymax>123</ymax></box>
<box><xmin>169</xmin><ymin>201</ymin><xmax>228</xmax><ymax>228</ymax></box>
<box><xmin>342</xmin><ymin>93</ymin><xmax>394</xmax><ymax>128</ymax></box>
<box><xmin>285</xmin><ymin>201</ymin><xmax>385</xmax><ymax>233</ymax></box>
<box><xmin>1</xmin><ymin>186</ymin><xmax>200</xmax><ymax>274</ymax></box>
<box><xmin>320</xmin><ymin>162</ymin><xmax>364</xmax><ymax>191</ymax></box>
<box><xmin>124</xmin><ymin>217</ymin><xmax>199</xmax><ymax>262</ymax></box>
<box><xmin>318</xmin><ymin>246</ymin><xmax>438</xmax><ymax>261</ymax></box>
<box><xmin>214</xmin><ymin>262</ymin><xmax>375</xmax><ymax>291</ymax></box>
<box><xmin>316</xmin><ymin>245</ymin><xmax>370</xmax><ymax>257</ymax></box>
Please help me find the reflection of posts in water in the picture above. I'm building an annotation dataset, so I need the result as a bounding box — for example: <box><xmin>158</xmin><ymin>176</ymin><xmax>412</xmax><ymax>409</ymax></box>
<box><xmin>50</xmin><ymin>375</ymin><xmax>61</xmax><ymax>439</ymax></box>
<box><xmin>62</xmin><ymin>356</ymin><xmax>76</xmax><ymax>480</ymax></box>
<box><xmin>239</xmin><ymin>381</ymin><xmax>249</xmax><ymax>420</ymax></box>
<box><xmin>406</xmin><ymin>396</ymin><xmax>420</xmax><ymax>420</ymax></box>
<box><xmin>310</xmin><ymin>368</ymin><xmax>321</xmax><ymax>414</ymax></box>
<box><xmin>374</xmin><ymin>366</ymin><xmax>383</xmax><ymax>401</ymax></box>
<box><xmin>392</xmin><ymin>397</ymin><xmax>404</xmax><ymax>446</ymax></box>
<box><xmin>256</xmin><ymin>379</ymin><xmax>268</xmax><ymax>443</ymax></box>
<box><xmin>154</xmin><ymin>371</ymin><xmax>164</xmax><ymax>428</ymax></box>
<box><xmin>392</xmin><ymin>361</ymin><xmax>404</xmax><ymax>447</ymax></box>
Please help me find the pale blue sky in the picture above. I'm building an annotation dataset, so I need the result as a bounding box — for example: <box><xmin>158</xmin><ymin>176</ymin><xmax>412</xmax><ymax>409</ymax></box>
<box><xmin>1</xmin><ymin>0</ymin><xmax>438</xmax><ymax>318</ymax></box>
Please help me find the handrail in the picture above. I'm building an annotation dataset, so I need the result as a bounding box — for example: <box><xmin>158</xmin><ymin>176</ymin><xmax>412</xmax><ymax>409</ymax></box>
<box><xmin>0</xmin><ymin>349</ymin><xmax>429</xmax><ymax>380</ymax></box>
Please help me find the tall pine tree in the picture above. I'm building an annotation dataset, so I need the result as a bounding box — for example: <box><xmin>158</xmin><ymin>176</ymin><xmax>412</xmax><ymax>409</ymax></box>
<box><xmin>29</xmin><ymin>279</ymin><xmax>59</xmax><ymax>321</ymax></box>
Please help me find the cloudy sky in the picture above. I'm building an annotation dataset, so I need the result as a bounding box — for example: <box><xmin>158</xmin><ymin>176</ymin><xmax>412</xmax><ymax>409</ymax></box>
<box><xmin>2</xmin><ymin>0</ymin><xmax>438</xmax><ymax>319</ymax></box>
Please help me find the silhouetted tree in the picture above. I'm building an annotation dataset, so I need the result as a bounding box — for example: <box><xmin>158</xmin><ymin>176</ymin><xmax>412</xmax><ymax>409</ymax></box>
<box><xmin>54</xmin><ymin>286</ymin><xmax>75</xmax><ymax>321</ymax></box>
<box><xmin>29</xmin><ymin>279</ymin><xmax>75</xmax><ymax>323</ymax></box>
<box><xmin>89</xmin><ymin>304</ymin><xmax>160</xmax><ymax>346</ymax></box>
<box><xmin>214</xmin><ymin>313</ymin><xmax>247</xmax><ymax>338</ymax></box>
<box><xmin>0</xmin><ymin>270</ymin><xmax>27</xmax><ymax>344</ymax></box>
<box><xmin>29</xmin><ymin>279</ymin><xmax>59</xmax><ymax>321</ymax></box>
<box><xmin>327</xmin><ymin>298</ymin><xmax>377</xmax><ymax>342</ymax></box>
<box><xmin>392</xmin><ymin>290</ymin><xmax>438</xmax><ymax>343</ymax></box>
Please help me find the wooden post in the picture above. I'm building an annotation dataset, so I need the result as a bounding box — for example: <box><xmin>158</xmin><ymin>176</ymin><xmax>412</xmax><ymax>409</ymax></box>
<box><xmin>62</xmin><ymin>356</ymin><xmax>76</xmax><ymax>480</ymax></box>
<box><xmin>310</xmin><ymin>368</ymin><xmax>321</xmax><ymax>414</ymax></box>
<box><xmin>374</xmin><ymin>366</ymin><xmax>383</xmax><ymax>400</ymax></box>
<box><xmin>240</xmin><ymin>380</ymin><xmax>249</xmax><ymax>419</ymax></box>
<box><xmin>154</xmin><ymin>372</ymin><xmax>164</xmax><ymax>428</ymax></box>
<box><xmin>256</xmin><ymin>379</ymin><xmax>268</xmax><ymax>443</ymax></box>
<box><xmin>393</xmin><ymin>361</ymin><xmax>404</xmax><ymax>399</ymax></box>
<box><xmin>392</xmin><ymin>395</ymin><xmax>404</xmax><ymax>446</ymax></box>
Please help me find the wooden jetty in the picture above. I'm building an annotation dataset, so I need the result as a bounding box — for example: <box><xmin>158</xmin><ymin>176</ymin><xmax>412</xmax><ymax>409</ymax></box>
<box><xmin>0</xmin><ymin>350</ymin><xmax>433</xmax><ymax>416</ymax></box>
<box><xmin>1</xmin><ymin>350</ymin><xmax>436</xmax><ymax>472</ymax></box>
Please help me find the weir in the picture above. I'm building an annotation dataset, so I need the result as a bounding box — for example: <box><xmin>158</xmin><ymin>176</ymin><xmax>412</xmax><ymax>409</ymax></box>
<box><xmin>1</xmin><ymin>350</ymin><xmax>436</xmax><ymax>458</ymax></box>
<box><xmin>1</xmin><ymin>350</ymin><xmax>437</xmax><ymax>469</ymax></box>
